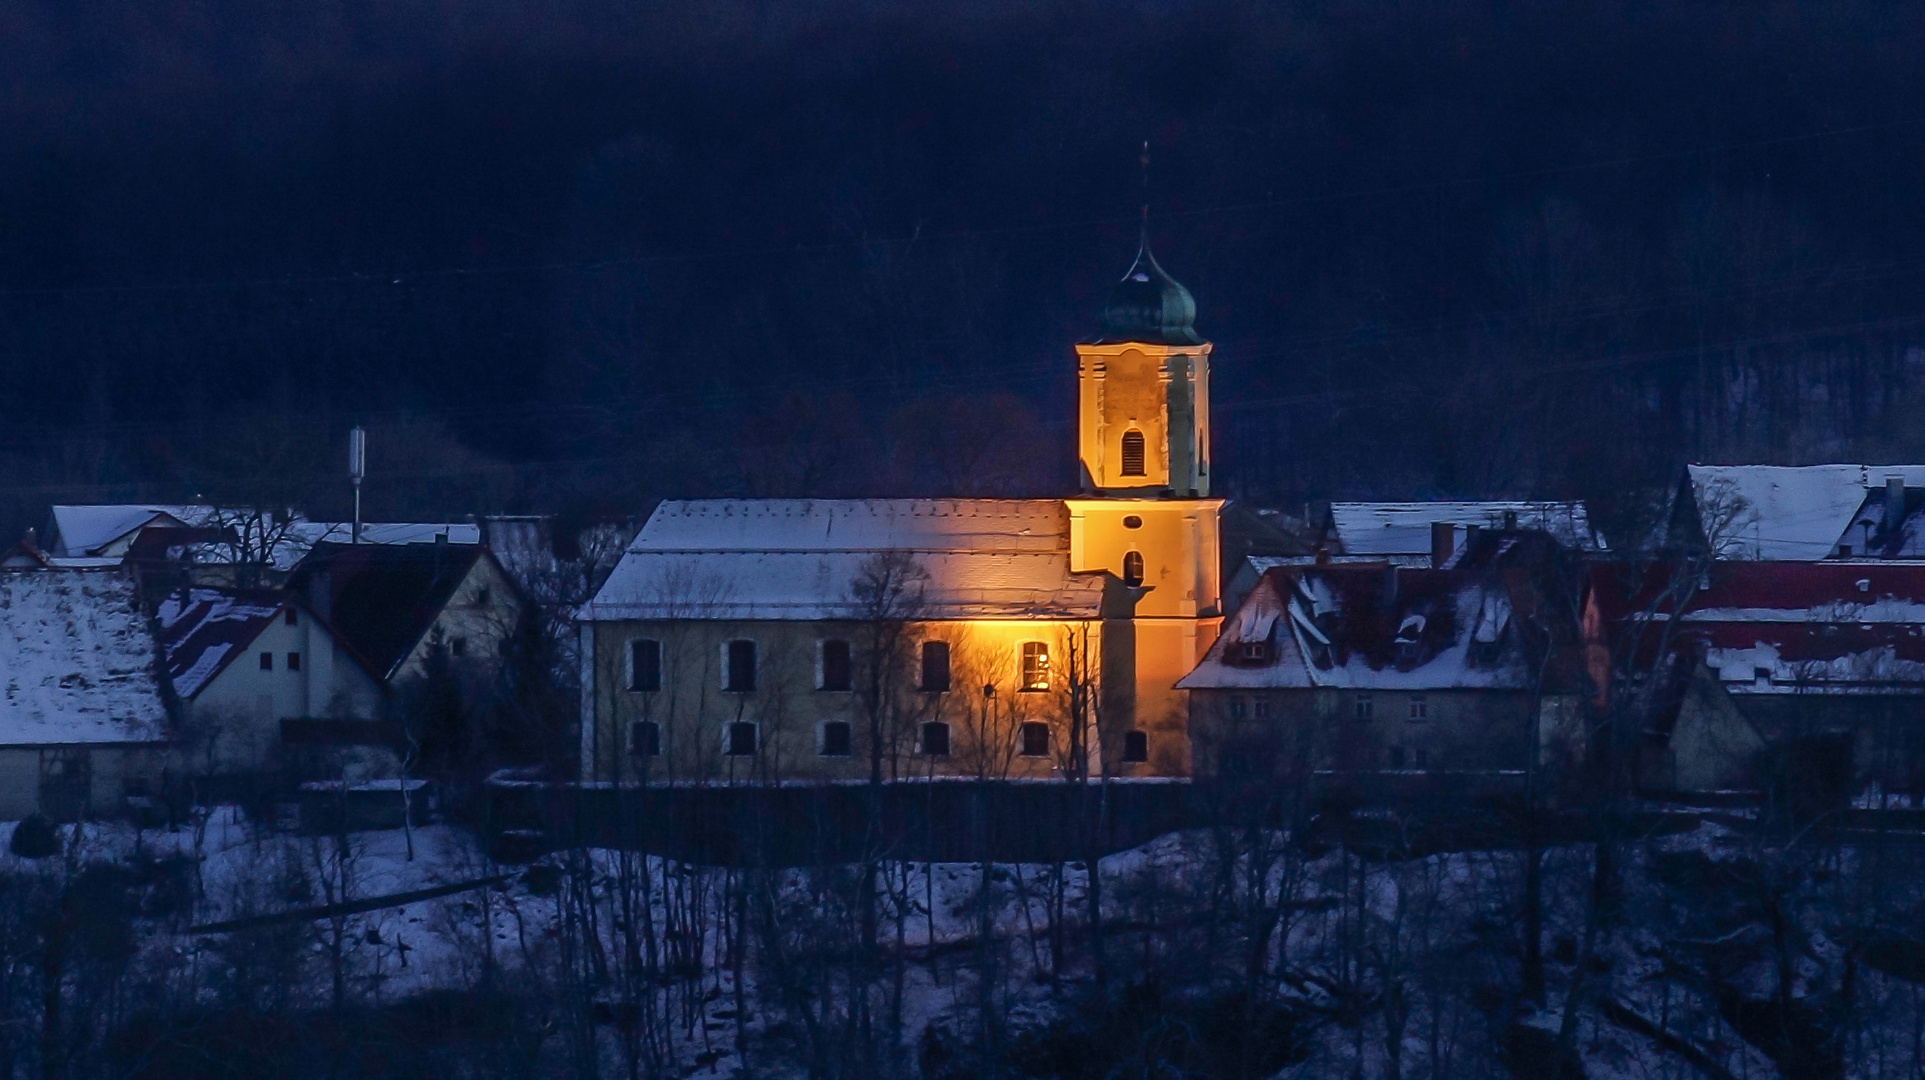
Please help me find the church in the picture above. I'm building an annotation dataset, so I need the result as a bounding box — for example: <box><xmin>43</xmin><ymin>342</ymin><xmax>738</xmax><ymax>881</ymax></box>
<box><xmin>575</xmin><ymin>235</ymin><xmax>1223</xmax><ymax>782</ymax></box>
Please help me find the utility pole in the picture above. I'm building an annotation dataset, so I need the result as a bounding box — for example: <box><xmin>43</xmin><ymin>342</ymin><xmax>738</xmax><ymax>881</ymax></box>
<box><xmin>349</xmin><ymin>425</ymin><xmax>366</xmax><ymax>544</ymax></box>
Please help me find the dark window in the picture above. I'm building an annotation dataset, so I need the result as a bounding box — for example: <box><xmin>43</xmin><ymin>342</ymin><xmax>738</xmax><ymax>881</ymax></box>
<box><xmin>725</xmin><ymin>721</ymin><xmax>757</xmax><ymax>756</ymax></box>
<box><xmin>1408</xmin><ymin>696</ymin><xmax>1427</xmax><ymax>720</ymax></box>
<box><xmin>286</xmin><ymin>652</ymin><xmax>301</xmax><ymax>672</ymax></box>
<box><xmin>726</xmin><ymin>640</ymin><xmax>757</xmax><ymax>692</ymax></box>
<box><xmin>1355</xmin><ymin>696</ymin><xmax>1373</xmax><ymax>720</ymax></box>
<box><xmin>1120</xmin><ymin>429</ymin><xmax>1146</xmax><ymax>476</ymax></box>
<box><xmin>1020</xmin><ymin>722</ymin><xmax>1050</xmax><ymax>757</ymax></box>
<box><xmin>476</xmin><ymin>587</ymin><xmax>491</xmax><ymax>607</ymax></box>
<box><xmin>1414</xmin><ymin>747</ymin><xmax>1429</xmax><ymax>769</ymax></box>
<box><xmin>284</xmin><ymin>608</ymin><xmax>298</xmax><ymax>626</ymax></box>
<box><xmin>820</xmin><ymin>639</ymin><xmax>852</xmax><ymax>691</ymax></box>
<box><xmin>920</xmin><ymin>641</ymin><xmax>951</xmax><ymax>692</ymax></box>
<box><xmin>450</xmin><ymin>637</ymin><xmax>467</xmax><ymax>657</ymax></box>
<box><xmin>629</xmin><ymin>639</ymin><xmax>662</xmax><ymax>692</ymax></box>
<box><xmin>1227</xmin><ymin>696</ymin><xmax>1247</xmax><ymax>720</ymax></box>
<box><xmin>1388</xmin><ymin>746</ymin><xmax>1406</xmax><ymax>769</ymax></box>
<box><xmin>920</xmin><ymin>721</ymin><xmax>950</xmax><ymax>757</ymax></box>
<box><xmin>631</xmin><ymin>721</ymin><xmax>661</xmax><ymax>756</ymax></box>
<box><xmin>259</xmin><ymin>652</ymin><xmax>273</xmax><ymax>671</ymax></box>
<box><xmin>1253</xmin><ymin>698</ymin><xmax>1272</xmax><ymax>719</ymax></box>
<box><xmin>820</xmin><ymin>721</ymin><xmax>852</xmax><ymax>757</ymax></box>
<box><xmin>1122</xmin><ymin>550</ymin><xmax>1144</xmax><ymax>587</ymax></box>
<box><xmin>1122</xmin><ymin>515</ymin><xmax>1143</xmax><ymax>529</ymax></box>
<box><xmin>1020</xmin><ymin>642</ymin><xmax>1050</xmax><ymax>691</ymax></box>
<box><xmin>1122</xmin><ymin>730</ymin><xmax>1149</xmax><ymax>763</ymax></box>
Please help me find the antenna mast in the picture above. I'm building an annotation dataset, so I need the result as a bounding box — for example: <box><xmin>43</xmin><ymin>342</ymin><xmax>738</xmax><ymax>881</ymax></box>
<box><xmin>348</xmin><ymin>426</ymin><xmax>366</xmax><ymax>545</ymax></box>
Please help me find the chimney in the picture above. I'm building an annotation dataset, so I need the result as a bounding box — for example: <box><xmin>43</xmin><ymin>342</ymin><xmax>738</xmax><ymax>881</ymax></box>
<box><xmin>1886</xmin><ymin>476</ymin><xmax>1906</xmax><ymax>534</ymax></box>
<box><xmin>1502</xmin><ymin>509</ymin><xmax>1519</xmax><ymax>530</ymax></box>
<box><xmin>307</xmin><ymin>568</ymin><xmax>332</xmax><ymax>623</ymax></box>
<box><xmin>1382</xmin><ymin>564</ymin><xmax>1400</xmax><ymax>609</ymax></box>
<box><xmin>21</xmin><ymin>527</ymin><xmax>34</xmax><ymax>549</ymax></box>
<box><xmin>1430</xmin><ymin>521</ymin><xmax>1456</xmax><ymax>568</ymax></box>
<box><xmin>1465</xmin><ymin>523</ymin><xmax>1483</xmax><ymax>557</ymax></box>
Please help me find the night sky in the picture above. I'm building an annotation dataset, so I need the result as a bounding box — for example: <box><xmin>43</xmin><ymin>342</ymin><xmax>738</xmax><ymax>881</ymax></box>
<box><xmin>4</xmin><ymin>0</ymin><xmax>1924</xmax><ymax>538</ymax></box>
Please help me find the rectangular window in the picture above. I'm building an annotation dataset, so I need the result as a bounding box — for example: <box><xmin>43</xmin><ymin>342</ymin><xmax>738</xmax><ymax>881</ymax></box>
<box><xmin>631</xmin><ymin>721</ymin><xmax>661</xmax><ymax>756</ymax></box>
<box><xmin>1227</xmin><ymin>695</ymin><xmax>1247</xmax><ymax>720</ymax></box>
<box><xmin>1388</xmin><ymin>746</ymin><xmax>1406</xmax><ymax>769</ymax></box>
<box><xmin>629</xmin><ymin>639</ymin><xmax>662</xmax><ymax>692</ymax></box>
<box><xmin>819</xmin><ymin>639</ymin><xmax>852</xmax><ymax>691</ymax></box>
<box><xmin>1354</xmin><ymin>696</ymin><xmax>1373</xmax><ymax>720</ymax></box>
<box><xmin>1019</xmin><ymin>642</ymin><xmax>1050</xmax><ymax>692</ymax></box>
<box><xmin>1020</xmin><ymin>721</ymin><xmax>1050</xmax><ymax>758</ymax></box>
<box><xmin>1408</xmin><ymin>696</ymin><xmax>1427</xmax><ymax>721</ymax></box>
<box><xmin>920</xmin><ymin>721</ymin><xmax>950</xmax><ymax>757</ymax></box>
<box><xmin>920</xmin><ymin>641</ymin><xmax>951</xmax><ymax>692</ymax></box>
<box><xmin>725</xmin><ymin>721</ymin><xmax>757</xmax><ymax>756</ymax></box>
<box><xmin>286</xmin><ymin>652</ymin><xmax>301</xmax><ymax>672</ymax></box>
<box><xmin>820</xmin><ymin>721</ymin><xmax>852</xmax><ymax>757</ymax></box>
<box><xmin>259</xmin><ymin>652</ymin><xmax>273</xmax><ymax>671</ymax></box>
<box><xmin>1253</xmin><ymin>698</ymin><xmax>1272</xmax><ymax>719</ymax></box>
<box><xmin>1414</xmin><ymin>747</ymin><xmax>1429</xmax><ymax>769</ymax></box>
<box><xmin>725</xmin><ymin>640</ymin><xmax>757</xmax><ymax>692</ymax></box>
<box><xmin>1122</xmin><ymin>730</ymin><xmax>1149</xmax><ymax>763</ymax></box>
<box><xmin>284</xmin><ymin>608</ymin><xmax>298</xmax><ymax>627</ymax></box>
<box><xmin>451</xmin><ymin>637</ymin><xmax>467</xmax><ymax>657</ymax></box>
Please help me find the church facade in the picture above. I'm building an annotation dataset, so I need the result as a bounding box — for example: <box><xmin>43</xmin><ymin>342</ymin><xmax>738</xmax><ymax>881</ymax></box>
<box><xmin>575</xmin><ymin>238</ymin><xmax>1223</xmax><ymax>782</ymax></box>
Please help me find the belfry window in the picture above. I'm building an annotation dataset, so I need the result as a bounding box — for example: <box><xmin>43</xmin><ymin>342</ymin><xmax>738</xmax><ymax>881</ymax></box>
<box><xmin>1122</xmin><ymin>550</ymin><xmax>1145</xmax><ymax>587</ymax></box>
<box><xmin>1120</xmin><ymin>429</ymin><xmax>1147</xmax><ymax>477</ymax></box>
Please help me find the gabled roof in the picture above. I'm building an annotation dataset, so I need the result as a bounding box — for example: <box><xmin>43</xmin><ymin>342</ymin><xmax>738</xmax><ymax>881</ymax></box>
<box><xmin>1681</xmin><ymin>464</ymin><xmax>1925</xmax><ymax>560</ymax></box>
<box><xmin>582</xmin><ymin>499</ymin><xmax>1108</xmax><ymax>621</ymax></box>
<box><xmin>1182</xmin><ymin>535</ymin><xmax>1584</xmax><ymax>693</ymax></box>
<box><xmin>155</xmin><ymin>588</ymin><xmax>289</xmax><ymax>698</ymax></box>
<box><xmin>0</xmin><ymin>570</ymin><xmax>167</xmax><ymax>747</ymax></box>
<box><xmin>284</xmin><ymin>542</ymin><xmax>491</xmax><ymax>680</ymax></box>
<box><xmin>47</xmin><ymin>504</ymin><xmax>216</xmax><ymax>557</ymax></box>
<box><xmin>1327</xmin><ymin>501</ymin><xmax>1602</xmax><ymax>556</ymax></box>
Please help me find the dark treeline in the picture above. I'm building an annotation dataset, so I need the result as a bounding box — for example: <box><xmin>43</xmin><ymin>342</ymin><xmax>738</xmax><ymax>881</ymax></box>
<box><xmin>4</xmin><ymin>0</ymin><xmax>1925</xmax><ymax>537</ymax></box>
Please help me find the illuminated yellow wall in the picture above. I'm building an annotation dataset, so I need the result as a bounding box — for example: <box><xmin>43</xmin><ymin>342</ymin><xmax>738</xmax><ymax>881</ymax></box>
<box><xmin>1075</xmin><ymin>341</ymin><xmax>1212</xmax><ymax>496</ymax></box>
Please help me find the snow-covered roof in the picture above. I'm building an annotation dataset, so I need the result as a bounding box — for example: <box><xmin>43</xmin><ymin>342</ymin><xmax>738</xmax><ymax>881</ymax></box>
<box><xmin>155</xmin><ymin>587</ymin><xmax>291</xmax><ymax>699</ymax></box>
<box><xmin>0</xmin><ymin>571</ymin><xmax>168</xmax><ymax>746</ymax></box>
<box><xmin>1669</xmin><ymin>562</ymin><xmax>1925</xmax><ymax>694</ymax></box>
<box><xmin>1179</xmin><ymin>565</ymin><xmax>1541</xmax><ymax>692</ymax></box>
<box><xmin>47</xmin><ymin>504</ymin><xmax>216</xmax><ymax>557</ymax></box>
<box><xmin>583</xmin><ymin>499</ymin><xmax>1105</xmax><ymax>621</ymax></box>
<box><xmin>630</xmin><ymin>499</ymin><xmax>1067</xmax><ymax>554</ymax></box>
<box><xmin>1328</xmin><ymin>501</ymin><xmax>1601</xmax><ymax>556</ymax></box>
<box><xmin>1684</xmin><ymin>464</ymin><xmax>1925</xmax><ymax>560</ymax></box>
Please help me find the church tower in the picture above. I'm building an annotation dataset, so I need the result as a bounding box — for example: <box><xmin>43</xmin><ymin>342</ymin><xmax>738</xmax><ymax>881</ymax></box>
<box><xmin>1067</xmin><ymin>230</ymin><xmax>1224</xmax><ymax>774</ymax></box>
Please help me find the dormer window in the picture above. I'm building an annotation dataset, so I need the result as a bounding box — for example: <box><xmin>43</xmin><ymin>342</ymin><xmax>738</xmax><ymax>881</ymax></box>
<box><xmin>1120</xmin><ymin>430</ymin><xmax>1146</xmax><ymax>477</ymax></box>
<box><xmin>1237</xmin><ymin>641</ymin><xmax>1271</xmax><ymax>664</ymax></box>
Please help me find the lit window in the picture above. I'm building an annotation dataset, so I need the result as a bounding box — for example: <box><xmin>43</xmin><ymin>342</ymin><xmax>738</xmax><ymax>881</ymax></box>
<box><xmin>1122</xmin><ymin>730</ymin><xmax>1149</xmax><ymax>763</ymax></box>
<box><xmin>259</xmin><ymin>652</ymin><xmax>273</xmax><ymax>671</ymax></box>
<box><xmin>286</xmin><ymin>652</ymin><xmax>301</xmax><ymax>672</ymax></box>
<box><xmin>819</xmin><ymin>639</ymin><xmax>852</xmax><ymax>691</ymax></box>
<box><xmin>629</xmin><ymin>639</ymin><xmax>662</xmax><ymax>692</ymax></box>
<box><xmin>1122</xmin><ymin>550</ymin><xmax>1145</xmax><ymax>587</ymax></box>
<box><xmin>1120</xmin><ymin>430</ymin><xmax>1146</xmax><ymax>477</ymax></box>
<box><xmin>1019</xmin><ymin>642</ymin><xmax>1050</xmax><ymax>692</ymax></box>
<box><xmin>820</xmin><ymin>721</ymin><xmax>852</xmax><ymax>757</ymax></box>
<box><xmin>921</xmin><ymin>721</ymin><xmax>950</xmax><ymax>757</ymax></box>
<box><xmin>1355</xmin><ymin>696</ymin><xmax>1373</xmax><ymax>720</ymax></box>
<box><xmin>1020</xmin><ymin>722</ymin><xmax>1050</xmax><ymax>757</ymax></box>
<box><xmin>1408</xmin><ymin>696</ymin><xmax>1427</xmax><ymax>720</ymax></box>
<box><xmin>921</xmin><ymin>641</ymin><xmax>951</xmax><ymax>692</ymax></box>
<box><xmin>725</xmin><ymin>640</ymin><xmax>757</xmax><ymax>692</ymax></box>
<box><xmin>631</xmin><ymin>721</ymin><xmax>661</xmax><ymax>756</ymax></box>
<box><xmin>725</xmin><ymin>721</ymin><xmax>757</xmax><ymax>756</ymax></box>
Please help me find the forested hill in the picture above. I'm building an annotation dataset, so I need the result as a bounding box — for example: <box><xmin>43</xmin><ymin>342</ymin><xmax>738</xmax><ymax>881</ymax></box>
<box><xmin>2</xmin><ymin>0</ymin><xmax>1923</xmax><ymax>534</ymax></box>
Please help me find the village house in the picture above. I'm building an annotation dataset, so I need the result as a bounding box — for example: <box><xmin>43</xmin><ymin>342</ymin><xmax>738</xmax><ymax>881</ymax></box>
<box><xmin>155</xmin><ymin>586</ymin><xmax>391</xmax><ymax>788</ymax></box>
<box><xmin>0</xmin><ymin>567</ymin><xmax>171</xmax><ymax>821</ymax></box>
<box><xmin>576</xmin><ymin>234</ymin><xmax>1227</xmax><ymax>782</ymax></box>
<box><xmin>1180</xmin><ymin>531</ymin><xmax>1591</xmax><ymax>799</ymax></box>
<box><xmin>283</xmin><ymin>540</ymin><xmax>527</xmax><ymax>694</ymax></box>
<box><xmin>1593</xmin><ymin>560</ymin><xmax>1925</xmax><ymax>799</ymax></box>
<box><xmin>1667</xmin><ymin>463</ymin><xmax>1925</xmax><ymax>560</ymax></box>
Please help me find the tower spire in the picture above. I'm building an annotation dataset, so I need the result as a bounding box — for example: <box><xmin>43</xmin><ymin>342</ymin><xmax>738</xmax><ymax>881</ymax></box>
<box><xmin>1139</xmin><ymin>140</ymin><xmax>1151</xmax><ymax>248</ymax></box>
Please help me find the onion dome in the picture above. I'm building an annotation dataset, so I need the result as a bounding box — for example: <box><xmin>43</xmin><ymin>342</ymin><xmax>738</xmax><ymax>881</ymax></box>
<box><xmin>1092</xmin><ymin>237</ymin><xmax>1203</xmax><ymax>346</ymax></box>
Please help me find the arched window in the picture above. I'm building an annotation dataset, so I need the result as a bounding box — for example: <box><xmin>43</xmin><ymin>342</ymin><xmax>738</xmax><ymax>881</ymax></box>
<box><xmin>1119</xmin><ymin>429</ymin><xmax>1146</xmax><ymax>476</ymax></box>
<box><xmin>1122</xmin><ymin>550</ymin><xmax>1144</xmax><ymax>587</ymax></box>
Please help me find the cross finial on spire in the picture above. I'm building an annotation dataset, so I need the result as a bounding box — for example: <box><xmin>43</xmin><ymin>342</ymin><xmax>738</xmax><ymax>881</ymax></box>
<box><xmin>1139</xmin><ymin>140</ymin><xmax>1151</xmax><ymax>246</ymax></box>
